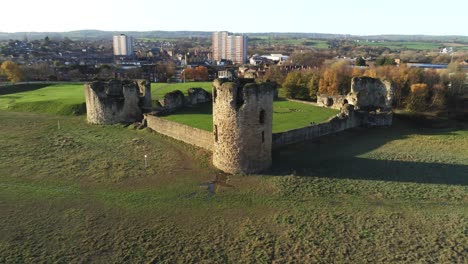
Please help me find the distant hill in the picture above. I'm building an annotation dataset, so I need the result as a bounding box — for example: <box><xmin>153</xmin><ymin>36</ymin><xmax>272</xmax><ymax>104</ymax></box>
<box><xmin>1</xmin><ymin>30</ymin><xmax>467</xmax><ymax>43</ymax></box>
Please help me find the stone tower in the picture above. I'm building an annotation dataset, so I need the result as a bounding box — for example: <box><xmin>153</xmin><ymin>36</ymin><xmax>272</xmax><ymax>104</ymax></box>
<box><xmin>85</xmin><ymin>79</ymin><xmax>151</xmax><ymax>125</ymax></box>
<box><xmin>212</xmin><ymin>79</ymin><xmax>275</xmax><ymax>174</ymax></box>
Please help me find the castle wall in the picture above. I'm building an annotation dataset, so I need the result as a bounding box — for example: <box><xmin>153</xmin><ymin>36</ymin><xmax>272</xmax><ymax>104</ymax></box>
<box><xmin>272</xmin><ymin>111</ymin><xmax>360</xmax><ymax>148</ymax></box>
<box><xmin>136</xmin><ymin>79</ymin><xmax>152</xmax><ymax>112</ymax></box>
<box><xmin>85</xmin><ymin>79</ymin><xmax>151</xmax><ymax>125</ymax></box>
<box><xmin>212</xmin><ymin>79</ymin><xmax>275</xmax><ymax>174</ymax></box>
<box><xmin>272</xmin><ymin>110</ymin><xmax>393</xmax><ymax>148</ymax></box>
<box><xmin>348</xmin><ymin>77</ymin><xmax>394</xmax><ymax>111</ymax></box>
<box><xmin>145</xmin><ymin>115</ymin><xmax>213</xmax><ymax>151</ymax></box>
<box><xmin>316</xmin><ymin>94</ymin><xmax>348</xmax><ymax>109</ymax></box>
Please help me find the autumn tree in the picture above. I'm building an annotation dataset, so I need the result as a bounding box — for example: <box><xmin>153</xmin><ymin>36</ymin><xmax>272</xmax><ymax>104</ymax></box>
<box><xmin>0</xmin><ymin>61</ymin><xmax>23</xmax><ymax>83</ymax></box>
<box><xmin>193</xmin><ymin>66</ymin><xmax>209</xmax><ymax>81</ymax></box>
<box><xmin>407</xmin><ymin>83</ymin><xmax>429</xmax><ymax>111</ymax></box>
<box><xmin>318</xmin><ymin>60</ymin><xmax>351</xmax><ymax>95</ymax></box>
<box><xmin>183</xmin><ymin>66</ymin><xmax>209</xmax><ymax>81</ymax></box>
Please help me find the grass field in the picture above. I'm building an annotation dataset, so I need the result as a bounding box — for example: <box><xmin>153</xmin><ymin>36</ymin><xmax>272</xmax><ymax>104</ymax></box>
<box><xmin>0</xmin><ymin>83</ymin><xmax>338</xmax><ymax>133</ymax></box>
<box><xmin>163</xmin><ymin>100</ymin><xmax>339</xmax><ymax>132</ymax></box>
<box><xmin>249</xmin><ymin>37</ymin><xmax>329</xmax><ymax>49</ymax></box>
<box><xmin>0</xmin><ymin>109</ymin><xmax>467</xmax><ymax>263</ymax></box>
<box><xmin>0</xmin><ymin>83</ymin><xmax>85</xmax><ymax>115</ymax></box>
<box><xmin>357</xmin><ymin>41</ymin><xmax>443</xmax><ymax>51</ymax></box>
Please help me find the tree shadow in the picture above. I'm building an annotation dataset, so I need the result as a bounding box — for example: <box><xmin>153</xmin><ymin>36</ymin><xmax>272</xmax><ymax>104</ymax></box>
<box><xmin>271</xmin><ymin>117</ymin><xmax>468</xmax><ymax>186</ymax></box>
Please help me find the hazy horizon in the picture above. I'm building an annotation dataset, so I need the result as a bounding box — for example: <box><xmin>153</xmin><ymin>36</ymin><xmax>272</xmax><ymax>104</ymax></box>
<box><xmin>2</xmin><ymin>0</ymin><xmax>467</xmax><ymax>36</ymax></box>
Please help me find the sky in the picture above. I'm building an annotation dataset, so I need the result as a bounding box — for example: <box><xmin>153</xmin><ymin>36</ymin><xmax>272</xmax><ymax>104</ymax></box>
<box><xmin>1</xmin><ymin>0</ymin><xmax>467</xmax><ymax>36</ymax></box>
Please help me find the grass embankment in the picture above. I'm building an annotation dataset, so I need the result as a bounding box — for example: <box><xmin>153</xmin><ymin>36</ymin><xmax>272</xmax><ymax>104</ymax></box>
<box><xmin>0</xmin><ymin>83</ymin><xmax>85</xmax><ymax>115</ymax></box>
<box><xmin>163</xmin><ymin>100</ymin><xmax>339</xmax><ymax>132</ymax></box>
<box><xmin>0</xmin><ymin>110</ymin><xmax>467</xmax><ymax>263</ymax></box>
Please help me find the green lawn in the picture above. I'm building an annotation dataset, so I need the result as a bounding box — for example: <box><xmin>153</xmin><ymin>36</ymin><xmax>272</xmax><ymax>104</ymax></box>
<box><xmin>0</xmin><ymin>110</ymin><xmax>467</xmax><ymax>263</ymax></box>
<box><xmin>0</xmin><ymin>82</ymin><xmax>338</xmax><ymax>132</ymax></box>
<box><xmin>162</xmin><ymin>100</ymin><xmax>339</xmax><ymax>133</ymax></box>
<box><xmin>357</xmin><ymin>41</ymin><xmax>444</xmax><ymax>51</ymax></box>
<box><xmin>0</xmin><ymin>83</ymin><xmax>85</xmax><ymax>115</ymax></box>
<box><xmin>151</xmin><ymin>82</ymin><xmax>212</xmax><ymax>100</ymax></box>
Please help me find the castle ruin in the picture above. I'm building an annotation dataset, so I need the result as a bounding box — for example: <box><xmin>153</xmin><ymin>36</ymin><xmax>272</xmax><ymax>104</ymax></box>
<box><xmin>212</xmin><ymin>79</ymin><xmax>275</xmax><ymax>174</ymax></box>
<box><xmin>317</xmin><ymin>76</ymin><xmax>394</xmax><ymax>111</ymax></box>
<box><xmin>85</xmin><ymin>79</ymin><xmax>151</xmax><ymax>124</ymax></box>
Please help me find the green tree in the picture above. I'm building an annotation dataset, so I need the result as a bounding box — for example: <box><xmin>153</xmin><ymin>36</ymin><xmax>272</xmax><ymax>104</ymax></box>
<box><xmin>283</xmin><ymin>71</ymin><xmax>310</xmax><ymax>99</ymax></box>
<box><xmin>375</xmin><ymin>56</ymin><xmax>396</xmax><ymax>66</ymax></box>
<box><xmin>306</xmin><ymin>70</ymin><xmax>320</xmax><ymax>100</ymax></box>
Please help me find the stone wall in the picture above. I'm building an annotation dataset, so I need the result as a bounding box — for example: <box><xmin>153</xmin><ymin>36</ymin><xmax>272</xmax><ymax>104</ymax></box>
<box><xmin>316</xmin><ymin>94</ymin><xmax>348</xmax><ymax>109</ymax></box>
<box><xmin>317</xmin><ymin>77</ymin><xmax>394</xmax><ymax>111</ymax></box>
<box><xmin>347</xmin><ymin>77</ymin><xmax>394</xmax><ymax>111</ymax></box>
<box><xmin>272</xmin><ymin>109</ymin><xmax>393</xmax><ymax>148</ymax></box>
<box><xmin>272</xmin><ymin>111</ymin><xmax>360</xmax><ymax>148</ymax></box>
<box><xmin>187</xmin><ymin>88</ymin><xmax>211</xmax><ymax>105</ymax></box>
<box><xmin>85</xmin><ymin>79</ymin><xmax>151</xmax><ymax>125</ymax></box>
<box><xmin>145</xmin><ymin>115</ymin><xmax>213</xmax><ymax>151</ymax></box>
<box><xmin>159</xmin><ymin>90</ymin><xmax>185</xmax><ymax>112</ymax></box>
<box><xmin>212</xmin><ymin>79</ymin><xmax>275</xmax><ymax>174</ymax></box>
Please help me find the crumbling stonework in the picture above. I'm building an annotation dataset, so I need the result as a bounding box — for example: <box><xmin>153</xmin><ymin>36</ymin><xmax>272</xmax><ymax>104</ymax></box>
<box><xmin>159</xmin><ymin>90</ymin><xmax>184</xmax><ymax>112</ymax></box>
<box><xmin>347</xmin><ymin>77</ymin><xmax>394</xmax><ymax>111</ymax></box>
<box><xmin>187</xmin><ymin>88</ymin><xmax>211</xmax><ymax>105</ymax></box>
<box><xmin>85</xmin><ymin>79</ymin><xmax>151</xmax><ymax>124</ymax></box>
<box><xmin>317</xmin><ymin>77</ymin><xmax>394</xmax><ymax>111</ymax></box>
<box><xmin>212</xmin><ymin>79</ymin><xmax>275</xmax><ymax>174</ymax></box>
<box><xmin>317</xmin><ymin>94</ymin><xmax>348</xmax><ymax>109</ymax></box>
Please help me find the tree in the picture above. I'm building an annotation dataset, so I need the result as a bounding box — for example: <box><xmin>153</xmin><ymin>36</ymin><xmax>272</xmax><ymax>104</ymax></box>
<box><xmin>407</xmin><ymin>83</ymin><xmax>429</xmax><ymax>111</ymax></box>
<box><xmin>355</xmin><ymin>57</ymin><xmax>366</xmax><ymax>67</ymax></box>
<box><xmin>193</xmin><ymin>66</ymin><xmax>209</xmax><ymax>81</ymax></box>
<box><xmin>283</xmin><ymin>71</ymin><xmax>310</xmax><ymax>99</ymax></box>
<box><xmin>1</xmin><ymin>61</ymin><xmax>23</xmax><ymax>83</ymax></box>
<box><xmin>375</xmin><ymin>56</ymin><xmax>396</xmax><ymax>66</ymax></box>
<box><xmin>263</xmin><ymin>65</ymin><xmax>286</xmax><ymax>84</ymax></box>
<box><xmin>306</xmin><ymin>70</ymin><xmax>320</xmax><ymax>100</ymax></box>
<box><xmin>318</xmin><ymin>61</ymin><xmax>351</xmax><ymax>95</ymax></box>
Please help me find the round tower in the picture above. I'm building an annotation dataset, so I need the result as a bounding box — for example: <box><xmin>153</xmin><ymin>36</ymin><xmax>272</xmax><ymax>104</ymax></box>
<box><xmin>212</xmin><ymin>79</ymin><xmax>275</xmax><ymax>174</ymax></box>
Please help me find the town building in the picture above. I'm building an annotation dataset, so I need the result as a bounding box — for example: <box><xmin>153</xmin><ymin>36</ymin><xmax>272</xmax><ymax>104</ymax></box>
<box><xmin>113</xmin><ymin>34</ymin><xmax>134</xmax><ymax>56</ymax></box>
<box><xmin>212</xmin><ymin>31</ymin><xmax>248</xmax><ymax>64</ymax></box>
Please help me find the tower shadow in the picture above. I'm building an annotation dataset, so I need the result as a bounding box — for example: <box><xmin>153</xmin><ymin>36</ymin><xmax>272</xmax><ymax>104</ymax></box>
<box><xmin>271</xmin><ymin>117</ymin><xmax>468</xmax><ymax>186</ymax></box>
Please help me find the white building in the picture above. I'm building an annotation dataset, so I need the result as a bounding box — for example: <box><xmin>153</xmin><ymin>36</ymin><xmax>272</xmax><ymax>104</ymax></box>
<box><xmin>113</xmin><ymin>34</ymin><xmax>134</xmax><ymax>56</ymax></box>
<box><xmin>212</xmin><ymin>31</ymin><xmax>248</xmax><ymax>64</ymax></box>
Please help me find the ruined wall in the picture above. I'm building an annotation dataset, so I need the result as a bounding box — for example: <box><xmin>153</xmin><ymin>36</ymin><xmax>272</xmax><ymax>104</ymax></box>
<box><xmin>159</xmin><ymin>90</ymin><xmax>185</xmax><ymax>112</ymax></box>
<box><xmin>317</xmin><ymin>77</ymin><xmax>394</xmax><ymax>111</ymax></box>
<box><xmin>316</xmin><ymin>94</ymin><xmax>348</xmax><ymax>109</ymax></box>
<box><xmin>347</xmin><ymin>77</ymin><xmax>394</xmax><ymax>111</ymax></box>
<box><xmin>272</xmin><ymin>110</ymin><xmax>360</xmax><ymax>148</ymax></box>
<box><xmin>136</xmin><ymin>79</ymin><xmax>152</xmax><ymax>112</ymax></box>
<box><xmin>85</xmin><ymin>79</ymin><xmax>152</xmax><ymax>125</ymax></box>
<box><xmin>272</xmin><ymin>108</ymin><xmax>393</xmax><ymax>148</ymax></box>
<box><xmin>212</xmin><ymin>79</ymin><xmax>275</xmax><ymax>174</ymax></box>
<box><xmin>187</xmin><ymin>88</ymin><xmax>211</xmax><ymax>105</ymax></box>
<box><xmin>145</xmin><ymin>115</ymin><xmax>213</xmax><ymax>151</ymax></box>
